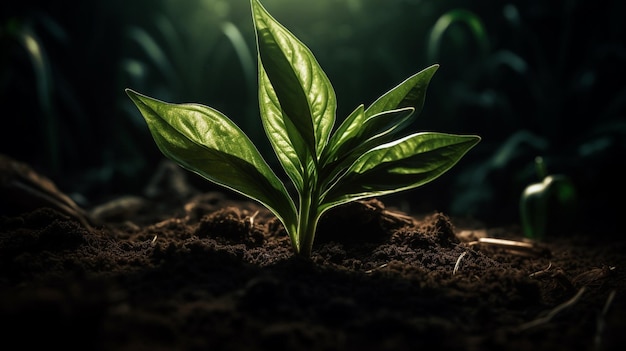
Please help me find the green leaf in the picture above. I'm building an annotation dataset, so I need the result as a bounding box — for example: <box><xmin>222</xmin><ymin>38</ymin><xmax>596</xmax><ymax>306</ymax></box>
<box><xmin>125</xmin><ymin>88</ymin><xmax>297</xmax><ymax>230</ymax></box>
<box><xmin>323</xmin><ymin>65</ymin><xmax>438</xmax><ymax>169</ymax></box>
<box><xmin>322</xmin><ymin>132</ymin><xmax>481</xmax><ymax>210</ymax></box>
<box><xmin>322</xmin><ymin>104</ymin><xmax>365</xmax><ymax>165</ymax></box>
<box><xmin>324</xmin><ymin>107</ymin><xmax>415</xmax><ymax>166</ymax></box>
<box><xmin>258</xmin><ymin>69</ymin><xmax>306</xmax><ymax>191</ymax></box>
<box><xmin>320</xmin><ymin>107</ymin><xmax>416</xmax><ymax>190</ymax></box>
<box><xmin>365</xmin><ymin>64</ymin><xmax>439</xmax><ymax>118</ymax></box>
<box><xmin>319</xmin><ymin>64</ymin><xmax>438</xmax><ymax>190</ymax></box>
<box><xmin>252</xmin><ymin>0</ymin><xmax>336</xmax><ymax>172</ymax></box>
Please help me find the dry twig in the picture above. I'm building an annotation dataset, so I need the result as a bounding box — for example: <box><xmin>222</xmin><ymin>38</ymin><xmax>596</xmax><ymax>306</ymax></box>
<box><xmin>468</xmin><ymin>237</ymin><xmax>550</xmax><ymax>257</ymax></box>
<box><xmin>365</xmin><ymin>263</ymin><xmax>388</xmax><ymax>274</ymax></box>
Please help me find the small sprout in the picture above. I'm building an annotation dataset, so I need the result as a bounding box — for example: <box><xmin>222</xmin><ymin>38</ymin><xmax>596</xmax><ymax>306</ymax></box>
<box><xmin>248</xmin><ymin>210</ymin><xmax>260</xmax><ymax>228</ymax></box>
<box><xmin>126</xmin><ymin>0</ymin><xmax>480</xmax><ymax>257</ymax></box>
<box><xmin>529</xmin><ymin>262</ymin><xmax>552</xmax><ymax>278</ymax></box>
<box><xmin>520</xmin><ymin>156</ymin><xmax>577</xmax><ymax>240</ymax></box>
<box><xmin>453</xmin><ymin>251</ymin><xmax>468</xmax><ymax>276</ymax></box>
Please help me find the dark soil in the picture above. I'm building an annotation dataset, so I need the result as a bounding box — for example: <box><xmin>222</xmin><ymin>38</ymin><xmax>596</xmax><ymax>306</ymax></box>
<box><xmin>1</xmin><ymin>155</ymin><xmax>624</xmax><ymax>351</ymax></box>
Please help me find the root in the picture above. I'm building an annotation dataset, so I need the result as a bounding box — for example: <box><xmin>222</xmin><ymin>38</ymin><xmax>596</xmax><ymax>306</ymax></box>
<box><xmin>517</xmin><ymin>287</ymin><xmax>586</xmax><ymax>332</ymax></box>
<box><xmin>529</xmin><ymin>262</ymin><xmax>553</xmax><ymax>278</ymax></box>
<box><xmin>594</xmin><ymin>290</ymin><xmax>616</xmax><ymax>350</ymax></box>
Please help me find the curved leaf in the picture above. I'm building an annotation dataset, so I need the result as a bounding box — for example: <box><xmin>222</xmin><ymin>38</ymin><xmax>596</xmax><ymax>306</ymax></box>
<box><xmin>324</xmin><ymin>107</ymin><xmax>415</xmax><ymax>167</ymax></box>
<box><xmin>125</xmin><ymin>88</ymin><xmax>297</xmax><ymax>231</ymax></box>
<box><xmin>365</xmin><ymin>64</ymin><xmax>439</xmax><ymax>118</ymax></box>
<box><xmin>323</xmin><ymin>64</ymin><xmax>439</xmax><ymax>168</ymax></box>
<box><xmin>252</xmin><ymin>0</ymin><xmax>336</xmax><ymax>169</ymax></box>
<box><xmin>258</xmin><ymin>69</ymin><xmax>306</xmax><ymax>191</ymax></box>
<box><xmin>321</xmin><ymin>132</ymin><xmax>481</xmax><ymax>210</ymax></box>
<box><xmin>320</xmin><ymin>107</ymin><xmax>416</xmax><ymax>191</ymax></box>
<box><xmin>321</xmin><ymin>104</ymin><xmax>365</xmax><ymax>165</ymax></box>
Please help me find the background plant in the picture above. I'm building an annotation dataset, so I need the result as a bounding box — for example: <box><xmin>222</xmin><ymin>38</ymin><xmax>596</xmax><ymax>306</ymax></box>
<box><xmin>0</xmin><ymin>0</ymin><xmax>164</xmax><ymax>202</ymax></box>
<box><xmin>427</xmin><ymin>0</ymin><xmax>626</xmax><ymax>233</ymax></box>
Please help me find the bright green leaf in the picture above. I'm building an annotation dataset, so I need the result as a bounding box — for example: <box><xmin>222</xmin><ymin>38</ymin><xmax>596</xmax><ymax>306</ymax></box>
<box><xmin>252</xmin><ymin>0</ymin><xmax>336</xmax><ymax>166</ymax></box>
<box><xmin>320</xmin><ymin>107</ymin><xmax>416</xmax><ymax>191</ymax></box>
<box><xmin>258</xmin><ymin>69</ymin><xmax>306</xmax><ymax>191</ymax></box>
<box><xmin>323</xmin><ymin>104</ymin><xmax>365</xmax><ymax>165</ymax></box>
<box><xmin>322</xmin><ymin>133</ymin><xmax>481</xmax><ymax>210</ymax></box>
<box><xmin>325</xmin><ymin>107</ymin><xmax>415</xmax><ymax>166</ymax></box>
<box><xmin>125</xmin><ymin>88</ymin><xmax>297</xmax><ymax>232</ymax></box>
<box><xmin>365</xmin><ymin>64</ymin><xmax>439</xmax><ymax>118</ymax></box>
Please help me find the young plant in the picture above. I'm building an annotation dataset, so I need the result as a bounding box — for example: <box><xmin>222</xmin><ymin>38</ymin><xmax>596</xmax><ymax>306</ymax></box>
<box><xmin>126</xmin><ymin>0</ymin><xmax>481</xmax><ymax>257</ymax></box>
<box><xmin>520</xmin><ymin>156</ymin><xmax>577</xmax><ymax>239</ymax></box>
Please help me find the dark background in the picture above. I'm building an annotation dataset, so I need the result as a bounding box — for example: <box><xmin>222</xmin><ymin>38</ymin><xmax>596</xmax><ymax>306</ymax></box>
<box><xmin>2</xmin><ymin>0</ymin><xmax>624</xmax><ymax>234</ymax></box>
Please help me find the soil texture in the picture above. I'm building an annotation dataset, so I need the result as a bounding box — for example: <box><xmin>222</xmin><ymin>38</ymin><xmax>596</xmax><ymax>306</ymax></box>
<box><xmin>1</xmin><ymin>156</ymin><xmax>624</xmax><ymax>351</ymax></box>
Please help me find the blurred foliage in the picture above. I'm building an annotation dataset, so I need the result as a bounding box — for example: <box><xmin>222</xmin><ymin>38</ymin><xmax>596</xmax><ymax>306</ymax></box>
<box><xmin>1</xmin><ymin>0</ymin><xmax>624</xmax><ymax>233</ymax></box>
<box><xmin>1</xmin><ymin>0</ymin><xmax>163</xmax><ymax>203</ymax></box>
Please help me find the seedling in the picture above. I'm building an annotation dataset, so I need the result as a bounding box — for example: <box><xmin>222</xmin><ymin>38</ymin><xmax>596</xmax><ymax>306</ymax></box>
<box><xmin>126</xmin><ymin>0</ymin><xmax>480</xmax><ymax>257</ymax></box>
<box><xmin>520</xmin><ymin>156</ymin><xmax>577</xmax><ymax>239</ymax></box>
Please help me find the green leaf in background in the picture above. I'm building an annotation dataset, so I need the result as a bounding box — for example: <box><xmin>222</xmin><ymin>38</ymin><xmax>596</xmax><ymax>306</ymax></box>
<box><xmin>520</xmin><ymin>156</ymin><xmax>578</xmax><ymax>239</ymax></box>
<box><xmin>427</xmin><ymin>10</ymin><xmax>490</xmax><ymax>63</ymax></box>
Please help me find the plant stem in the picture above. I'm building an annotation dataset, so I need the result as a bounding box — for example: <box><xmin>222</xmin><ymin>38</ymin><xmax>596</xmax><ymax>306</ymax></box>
<box><xmin>534</xmin><ymin>156</ymin><xmax>547</xmax><ymax>179</ymax></box>
<box><xmin>297</xmin><ymin>178</ymin><xmax>321</xmax><ymax>258</ymax></box>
